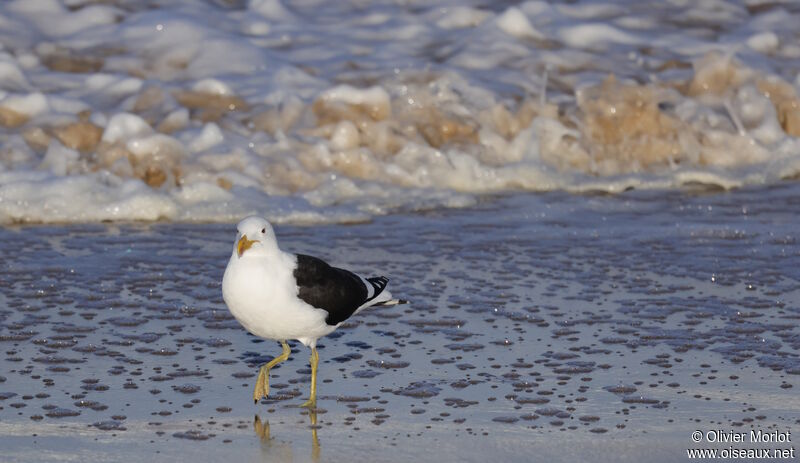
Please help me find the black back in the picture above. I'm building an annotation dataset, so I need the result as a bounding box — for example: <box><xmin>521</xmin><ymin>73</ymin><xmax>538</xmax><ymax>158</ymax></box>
<box><xmin>294</xmin><ymin>254</ymin><xmax>387</xmax><ymax>325</ymax></box>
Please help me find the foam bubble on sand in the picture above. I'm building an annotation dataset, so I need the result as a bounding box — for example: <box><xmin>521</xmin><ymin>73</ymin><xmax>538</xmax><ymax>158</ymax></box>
<box><xmin>191</xmin><ymin>79</ymin><xmax>234</xmax><ymax>96</ymax></box>
<box><xmin>101</xmin><ymin>113</ymin><xmax>153</xmax><ymax>144</ymax></box>
<box><xmin>558</xmin><ymin>23</ymin><xmax>640</xmax><ymax>49</ymax></box>
<box><xmin>315</xmin><ymin>85</ymin><xmax>392</xmax><ymax>122</ymax></box>
<box><xmin>574</xmin><ymin>76</ymin><xmax>683</xmax><ymax>175</ymax></box>
<box><xmin>434</xmin><ymin>7</ymin><xmax>490</xmax><ymax>30</ymax></box>
<box><xmin>496</xmin><ymin>7</ymin><xmax>545</xmax><ymax>41</ymax></box>
<box><xmin>0</xmin><ymin>93</ymin><xmax>48</xmax><ymax>126</ymax></box>
<box><xmin>38</xmin><ymin>142</ymin><xmax>80</xmax><ymax>176</ymax></box>
<box><xmin>0</xmin><ymin>58</ymin><xmax>31</xmax><ymax>90</ymax></box>
<box><xmin>188</xmin><ymin>122</ymin><xmax>224</xmax><ymax>153</ymax></box>
<box><xmin>0</xmin><ymin>171</ymin><xmax>177</xmax><ymax>223</ymax></box>
<box><xmin>7</xmin><ymin>0</ymin><xmax>119</xmax><ymax>37</ymax></box>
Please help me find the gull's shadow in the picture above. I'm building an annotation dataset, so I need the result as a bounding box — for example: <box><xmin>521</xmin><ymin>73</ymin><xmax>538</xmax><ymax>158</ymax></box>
<box><xmin>254</xmin><ymin>410</ymin><xmax>320</xmax><ymax>463</ymax></box>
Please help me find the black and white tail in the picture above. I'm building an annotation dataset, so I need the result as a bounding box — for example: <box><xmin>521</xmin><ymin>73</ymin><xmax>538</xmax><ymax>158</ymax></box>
<box><xmin>361</xmin><ymin>276</ymin><xmax>408</xmax><ymax>308</ymax></box>
<box><xmin>373</xmin><ymin>298</ymin><xmax>409</xmax><ymax>307</ymax></box>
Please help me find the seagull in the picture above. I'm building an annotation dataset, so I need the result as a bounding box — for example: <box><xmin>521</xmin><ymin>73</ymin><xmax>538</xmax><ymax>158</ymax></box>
<box><xmin>222</xmin><ymin>216</ymin><xmax>406</xmax><ymax>408</ymax></box>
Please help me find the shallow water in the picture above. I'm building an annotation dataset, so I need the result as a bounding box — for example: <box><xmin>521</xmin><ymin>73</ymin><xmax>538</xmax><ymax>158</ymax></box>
<box><xmin>1</xmin><ymin>184</ymin><xmax>798</xmax><ymax>462</ymax></box>
<box><xmin>2</xmin><ymin>1</ymin><xmax>800</xmax><ymax>224</ymax></box>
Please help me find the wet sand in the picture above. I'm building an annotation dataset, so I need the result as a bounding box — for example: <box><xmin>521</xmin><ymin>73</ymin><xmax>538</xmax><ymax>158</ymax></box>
<box><xmin>1</xmin><ymin>184</ymin><xmax>799</xmax><ymax>462</ymax></box>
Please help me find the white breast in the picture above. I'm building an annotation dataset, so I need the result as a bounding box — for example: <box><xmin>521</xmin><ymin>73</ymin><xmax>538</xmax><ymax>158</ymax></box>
<box><xmin>222</xmin><ymin>252</ymin><xmax>332</xmax><ymax>342</ymax></box>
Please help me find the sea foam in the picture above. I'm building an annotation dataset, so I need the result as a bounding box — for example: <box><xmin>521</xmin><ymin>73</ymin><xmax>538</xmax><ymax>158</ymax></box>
<box><xmin>0</xmin><ymin>1</ymin><xmax>798</xmax><ymax>224</ymax></box>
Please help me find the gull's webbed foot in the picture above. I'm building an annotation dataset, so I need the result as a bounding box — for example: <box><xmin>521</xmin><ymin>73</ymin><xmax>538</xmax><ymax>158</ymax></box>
<box><xmin>300</xmin><ymin>397</ymin><xmax>317</xmax><ymax>409</ymax></box>
<box><xmin>253</xmin><ymin>340</ymin><xmax>291</xmax><ymax>404</ymax></box>
<box><xmin>253</xmin><ymin>365</ymin><xmax>269</xmax><ymax>404</ymax></box>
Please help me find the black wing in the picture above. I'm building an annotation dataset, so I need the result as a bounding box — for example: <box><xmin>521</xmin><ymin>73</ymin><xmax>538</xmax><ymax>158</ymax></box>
<box><xmin>294</xmin><ymin>254</ymin><xmax>388</xmax><ymax>325</ymax></box>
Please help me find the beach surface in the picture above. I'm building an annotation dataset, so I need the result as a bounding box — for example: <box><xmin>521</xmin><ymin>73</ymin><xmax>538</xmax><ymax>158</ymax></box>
<box><xmin>1</xmin><ymin>184</ymin><xmax>798</xmax><ymax>462</ymax></box>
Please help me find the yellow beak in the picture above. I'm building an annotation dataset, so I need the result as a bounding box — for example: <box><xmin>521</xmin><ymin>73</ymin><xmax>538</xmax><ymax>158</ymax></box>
<box><xmin>237</xmin><ymin>235</ymin><xmax>257</xmax><ymax>257</ymax></box>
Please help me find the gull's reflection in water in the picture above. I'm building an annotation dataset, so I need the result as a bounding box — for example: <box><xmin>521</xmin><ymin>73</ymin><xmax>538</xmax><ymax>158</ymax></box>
<box><xmin>254</xmin><ymin>410</ymin><xmax>320</xmax><ymax>463</ymax></box>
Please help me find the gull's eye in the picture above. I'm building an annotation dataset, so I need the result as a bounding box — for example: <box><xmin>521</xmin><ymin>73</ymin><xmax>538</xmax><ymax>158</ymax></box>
<box><xmin>261</xmin><ymin>228</ymin><xmax>266</xmax><ymax>234</ymax></box>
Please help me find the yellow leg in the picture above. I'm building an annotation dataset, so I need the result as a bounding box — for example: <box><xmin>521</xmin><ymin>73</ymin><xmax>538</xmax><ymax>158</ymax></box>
<box><xmin>253</xmin><ymin>340</ymin><xmax>291</xmax><ymax>404</ymax></box>
<box><xmin>300</xmin><ymin>347</ymin><xmax>319</xmax><ymax>408</ymax></box>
